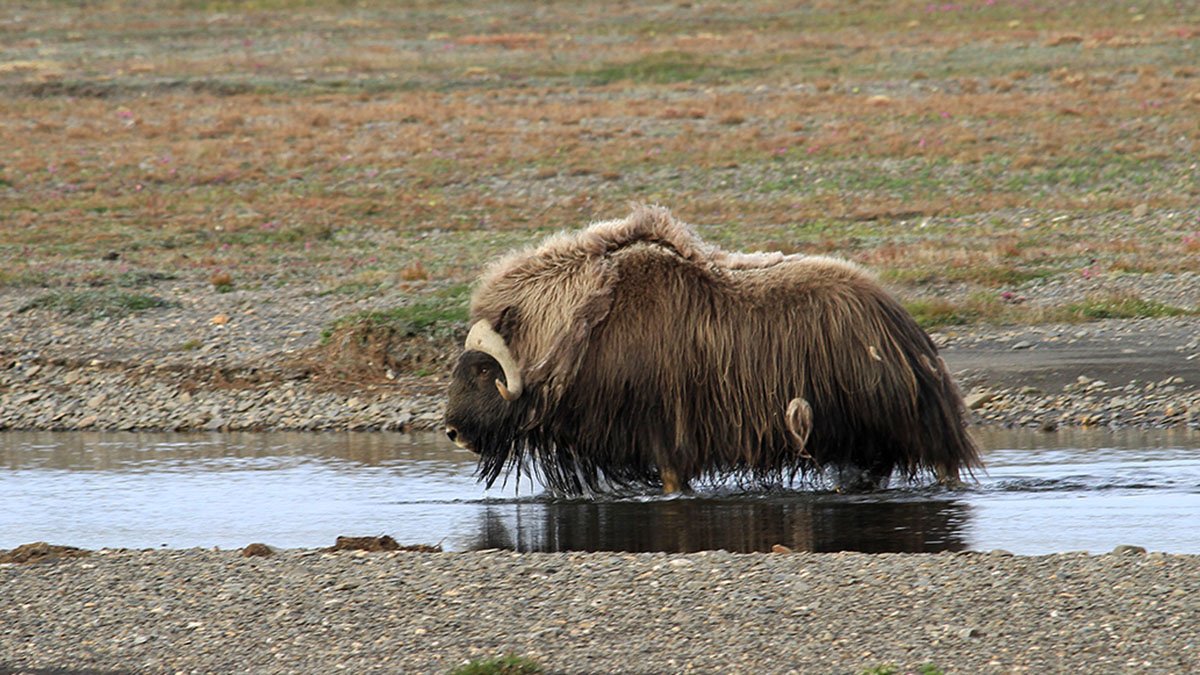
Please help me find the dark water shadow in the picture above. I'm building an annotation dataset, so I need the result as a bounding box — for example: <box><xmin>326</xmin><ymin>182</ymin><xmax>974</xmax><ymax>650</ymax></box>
<box><xmin>464</xmin><ymin>494</ymin><xmax>972</xmax><ymax>553</ymax></box>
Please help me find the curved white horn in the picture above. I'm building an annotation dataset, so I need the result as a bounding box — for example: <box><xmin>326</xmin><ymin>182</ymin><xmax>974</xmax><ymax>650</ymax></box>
<box><xmin>465</xmin><ymin>320</ymin><xmax>524</xmax><ymax>401</ymax></box>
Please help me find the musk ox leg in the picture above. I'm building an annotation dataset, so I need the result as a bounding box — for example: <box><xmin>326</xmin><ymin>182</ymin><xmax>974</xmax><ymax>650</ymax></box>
<box><xmin>659</xmin><ymin>466</ymin><xmax>689</xmax><ymax>494</ymax></box>
<box><xmin>935</xmin><ymin>467</ymin><xmax>968</xmax><ymax>489</ymax></box>
<box><xmin>834</xmin><ymin>465</ymin><xmax>892</xmax><ymax>493</ymax></box>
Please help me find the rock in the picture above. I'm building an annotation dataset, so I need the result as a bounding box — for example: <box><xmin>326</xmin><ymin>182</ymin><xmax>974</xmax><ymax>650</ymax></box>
<box><xmin>965</xmin><ymin>391</ymin><xmax>996</xmax><ymax>410</ymax></box>
<box><xmin>771</xmin><ymin>544</ymin><xmax>794</xmax><ymax>554</ymax></box>
<box><xmin>241</xmin><ymin>543</ymin><xmax>275</xmax><ymax>558</ymax></box>
<box><xmin>1011</xmin><ymin>341</ymin><xmax>1033</xmax><ymax>350</ymax></box>
<box><xmin>327</xmin><ymin>536</ymin><xmax>440</xmax><ymax>553</ymax></box>
<box><xmin>1112</xmin><ymin>544</ymin><xmax>1147</xmax><ymax>556</ymax></box>
<box><xmin>0</xmin><ymin>542</ymin><xmax>90</xmax><ymax>564</ymax></box>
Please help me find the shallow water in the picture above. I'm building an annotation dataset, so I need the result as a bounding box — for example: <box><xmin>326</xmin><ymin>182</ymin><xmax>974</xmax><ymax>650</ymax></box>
<box><xmin>1</xmin><ymin>429</ymin><xmax>1198</xmax><ymax>554</ymax></box>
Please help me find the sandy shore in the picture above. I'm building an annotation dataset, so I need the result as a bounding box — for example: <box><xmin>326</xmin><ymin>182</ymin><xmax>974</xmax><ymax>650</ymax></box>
<box><xmin>1</xmin><ymin>547</ymin><xmax>1197</xmax><ymax>674</ymax></box>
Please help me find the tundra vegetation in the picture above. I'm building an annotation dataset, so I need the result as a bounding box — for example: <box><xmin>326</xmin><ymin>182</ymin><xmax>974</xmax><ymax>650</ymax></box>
<box><xmin>449</xmin><ymin>654</ymin><xmax>544</xmax><ymax>675</ymax></box>
<box><xmin>2</xmin><ymin>0</ymin><xmax>1198</xmax><ymax>338</ymax></box>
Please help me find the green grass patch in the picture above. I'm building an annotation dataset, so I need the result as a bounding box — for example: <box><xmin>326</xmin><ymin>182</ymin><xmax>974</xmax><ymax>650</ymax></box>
<box><xmin>319</xmin><ymin>281</ymin><xmax>380</xmax><ymax>297</ymax></box>
<box><xmin>219</xmin><ymin>222</ymin><xmax>336</xmax><ymax>247</ymax></box>
<box><xmin>883</xmin><ymin>265</ymin><xmax>1053</xmax><ymax>288</ymax></box>
<box><xmin>321</xmin><ymin>283</ymin><xmax>471</xmax><ymax>342</ymax></box>
<box><xmin>862</xmin><ymin>665</ymin><xmax>944</xmax><ymax>675</ymax></box>
<box><xmin>904</xmin><ymin>296</ymin><xmax>981</xmax><ymax>329</ymax></box>
<box><xmin>906</xmin><ymin>291</ymin><xmax>1197</xmax><ymax>330</ymax></box>
<box><xmin>579</xmin><ymin>51</ymin><xmax>755</xmax><ymax>85</ymax></box>
<box><xmin>1056</xmin><ymin>293</ymin><xmax>1196</xmax><ymax>321</ymax></box>
<box><xmin>114</xmin><ymin>270</ymin><xmax>179</xmax><ymax>287</ymax></box>
<box><xmin>448</xmin><ymin>654</ymin><xmax>543</xmax><ymax>675</ymax></box>
<box><xmin>19</xmin><ymin>289</ymin><xmax>175</xmax><ymax>321</ymax></box>
<box><xmin>0</xmin><ymin>268</ymin><xmax>53</xmax><ymax>288</ymax></box>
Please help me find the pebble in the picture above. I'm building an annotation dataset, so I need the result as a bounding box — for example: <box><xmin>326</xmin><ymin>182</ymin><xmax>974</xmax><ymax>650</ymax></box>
<box><xmin>964</xmin><ymin>390</ymin><xmax>996</xmax><ymax>410</ymax></box>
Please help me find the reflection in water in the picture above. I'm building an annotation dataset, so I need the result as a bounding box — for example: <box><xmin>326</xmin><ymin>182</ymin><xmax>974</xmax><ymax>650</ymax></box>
<box><xmin>1</xmin><ymin>429</ymin><xmax>1198</xmax><ymax>553</ymax></box>
<box><xmin>0</xmin><ymin>431</ymin><xmax>465</xmax><ymax>472</ymax></box>
<box><xmin>469</xmin><ymin>497</ymin><xmax>971</xmax><ymax>554</ymax></box>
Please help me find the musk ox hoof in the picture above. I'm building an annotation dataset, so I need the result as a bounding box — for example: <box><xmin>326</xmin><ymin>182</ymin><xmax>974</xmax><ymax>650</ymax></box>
<box><xmin>833</xmin><ymin>467</ymin><xmax>892</xmax><ymax>493</ymax></box>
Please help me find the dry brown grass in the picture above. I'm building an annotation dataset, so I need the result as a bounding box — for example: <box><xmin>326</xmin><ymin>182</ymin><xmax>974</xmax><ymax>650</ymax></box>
<box><xmin>1</xmin><ymin>0</ymin><xmax>1197</xmax><ymax>320</ymax></box>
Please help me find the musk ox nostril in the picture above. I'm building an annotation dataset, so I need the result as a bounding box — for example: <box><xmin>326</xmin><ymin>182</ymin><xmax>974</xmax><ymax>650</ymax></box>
<box><xmin>445</xmin><ymin>426</ymin><xmax>458</xmax><ymax>442</ymax></box>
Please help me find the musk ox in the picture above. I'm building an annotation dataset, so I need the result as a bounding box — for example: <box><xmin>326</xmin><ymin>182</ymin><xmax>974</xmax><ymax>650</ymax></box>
<box><xmin>444</xmin><ymin>206</ymin><xmax>981</xmax><ymax>494</ymax></box>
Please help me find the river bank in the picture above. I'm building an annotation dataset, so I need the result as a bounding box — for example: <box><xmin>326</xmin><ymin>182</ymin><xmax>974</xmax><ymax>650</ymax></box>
<box><xmin>2</xmin><ymin>274</ymin><xmax>1198</xmax><ymax>434</ymax></box>
<box><xmin>1</xmin><ymin>546</ymin><xmax>1197</xmax><ymax>673</ymax></box>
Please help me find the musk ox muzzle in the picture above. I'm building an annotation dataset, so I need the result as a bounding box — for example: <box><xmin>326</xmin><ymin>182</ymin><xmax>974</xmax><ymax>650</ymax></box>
<box><xmin>443</xmin><ymin>206</ymin><xmax>982</xmax><ymax>495</ymax></box>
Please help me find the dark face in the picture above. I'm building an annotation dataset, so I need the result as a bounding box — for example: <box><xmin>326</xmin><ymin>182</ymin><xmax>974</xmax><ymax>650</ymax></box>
<box><xmin>444</xmin><ymin>350</ymin><xmax>517</xmax><ymax>454</ymax></box>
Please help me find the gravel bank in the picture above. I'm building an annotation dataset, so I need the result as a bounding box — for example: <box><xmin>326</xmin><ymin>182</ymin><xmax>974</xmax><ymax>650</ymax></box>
<box><xmin>3</xmin><ymin>273</ymin><xmax>1199</xmax><ymax>434</ymax></box>
<box><xmin>0</xmin><ymin>280</ymin><xmax>448</xmax><ymax>433</ymax></box>
<box><xmin>2</xmin><ymin>548</ymin><xmax>1197</xmax><ymax>674</ymax></box>
<box><xmin>939</xmin><ymin>316</ymin><xmax>1200</xmax><ymax>430</ymax></box>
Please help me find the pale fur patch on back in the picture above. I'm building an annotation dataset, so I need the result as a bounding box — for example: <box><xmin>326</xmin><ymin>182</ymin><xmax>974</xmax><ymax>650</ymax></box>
<box><xmin>790</xmin><ymin>254</ymin><xmax>874</xmax><ymax>278</ymax></box>
<box><xmin>478</xmin><ymin>205</ymin><xmax>862</xmax><ymax>286</ymax></box>
<box><xmin>470</xmin><ymin>206</ymin><xmax>866</xmax><ymax>377</ymax></box>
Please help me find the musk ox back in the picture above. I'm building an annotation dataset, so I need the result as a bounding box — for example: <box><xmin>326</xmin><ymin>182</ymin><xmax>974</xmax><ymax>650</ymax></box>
<box><xmin>444</xmin><ymin>206</ymin><xmax>981</xmax><ymax>494</ymax></box>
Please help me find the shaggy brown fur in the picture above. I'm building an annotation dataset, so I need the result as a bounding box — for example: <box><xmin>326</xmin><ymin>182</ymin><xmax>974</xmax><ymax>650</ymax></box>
<box><xmin>447</xmin><ymin>205</ymin><xmax>981</xmax><ymax>493</ymax></box>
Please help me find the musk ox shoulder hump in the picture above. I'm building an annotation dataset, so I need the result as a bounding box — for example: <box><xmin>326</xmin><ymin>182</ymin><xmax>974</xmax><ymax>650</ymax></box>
<box><xmin>478</xmin><ymin>206</ymin><xmax>869</xmax><ymax>286</ymax></box>
<box><xmin>471</xmin><ymin>207</ymin><xmax>878</xmax><ymax>343</ymax></box>
<box><xmin>478</xmin><ymin>205</ymin><xmax>713</xmax><ymax>287</ymax></box>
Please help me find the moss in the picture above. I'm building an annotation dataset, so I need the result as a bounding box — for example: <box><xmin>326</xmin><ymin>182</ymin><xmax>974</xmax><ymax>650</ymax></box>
<box><xmin>1058</xmin><ymin>293</ymin><xmax>1196</xmax><ymax>321</ymax></box>
<box><xmin>580</xmin><ymin>51</ymin><xmax>756</xmax><ymax>85</ymax></box>
<box><xmin>320</xmin><ymin>283</ymin><xmax>471</xmax><ymax>343</ymax></box>
<box><xmin>19</xmin><ymin>289</ymin><xmax>175</xmax><ymax>322</ymax></box>
<box><xmin>449</xmin><ymin>654</ymin><xmax>543</xmax><ymax>675</ymax></box>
